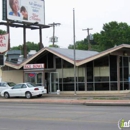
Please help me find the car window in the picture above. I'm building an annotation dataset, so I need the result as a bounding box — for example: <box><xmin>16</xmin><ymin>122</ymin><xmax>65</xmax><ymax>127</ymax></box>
<box><xmin>0</xmin><ymin>83</ymin><xmax>6</xmax><ymax>87</ymax></box>
<box><xmin>12</xmin><ymin>84</ymin><xmax>23</xmax><ymax>89</ymax></box>
<box><xmin>26</xmin><ymin>83</ymin><xmax>35</xmax><ymax>88</ymax></box>
<box><xmin>7</xmin><ymin>82</ymin><xmax>16</xmax><ymax>87</ymax></box>
<box><xmin>1</xmin><ymin>83</ymin><xmax>7</xmax><ymax>87</ymax></box>
<box><xmin>21</xmin><ymin>84</ymin><xmax>27</xmax><ymax>88</ymax></box>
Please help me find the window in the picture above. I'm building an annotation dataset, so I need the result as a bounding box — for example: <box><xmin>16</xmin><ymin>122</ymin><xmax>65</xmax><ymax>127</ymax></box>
<box><xmin>56</xmin><ymin>58</ymin><xmax>61</xmax><ymax>68</ymax></box>
<box><xmin>13</xmin><ymin>84</ymin><xmax>23</xmax><ymax>89</ymax></box>
<box><xmin>21</xmin><ymin>84</ymin><xmax>27</xmax><ymax>88</ymax></box>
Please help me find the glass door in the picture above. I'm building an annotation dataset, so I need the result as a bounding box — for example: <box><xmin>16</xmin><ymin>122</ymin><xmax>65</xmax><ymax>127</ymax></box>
<box><xmin>50</xmin><ymin>72</ymin><xmax>59</xmax><ymax>93</ymax></box>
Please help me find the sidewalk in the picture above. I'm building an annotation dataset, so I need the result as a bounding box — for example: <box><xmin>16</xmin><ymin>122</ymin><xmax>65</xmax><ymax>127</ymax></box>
<box><xmin>0</xmin><ymin>93</ymin><xmax>129</xmax><ymax>106</ymax></box>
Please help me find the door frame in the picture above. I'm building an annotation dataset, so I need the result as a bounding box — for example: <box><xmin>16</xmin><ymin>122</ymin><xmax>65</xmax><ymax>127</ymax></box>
<box><xmin>50</xmin><ymin>72</ymin><xmax>59</xmax><ymax>93</ymax></box>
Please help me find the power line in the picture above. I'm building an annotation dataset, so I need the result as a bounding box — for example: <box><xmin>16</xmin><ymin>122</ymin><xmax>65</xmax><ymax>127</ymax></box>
<box><xmin>48</xmin><ymin>22</ymin><xmax>61</xmax><ymax>46</ymax></box>
<box><xmin>82</xmin><ymin>28</ymin><xmax>93</xmax><ymax>50</ymax></box>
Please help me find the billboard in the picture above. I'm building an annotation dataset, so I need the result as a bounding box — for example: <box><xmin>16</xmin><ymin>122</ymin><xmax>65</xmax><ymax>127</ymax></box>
<box><xmin>0</xmin><ymin>34</ymin><xmax>9</xmax><ymax>54</ymax></box>
<box><xmin>7</xmin><ymin>0</ymin><xmax>45</xmax><ymax>25</ymax></box>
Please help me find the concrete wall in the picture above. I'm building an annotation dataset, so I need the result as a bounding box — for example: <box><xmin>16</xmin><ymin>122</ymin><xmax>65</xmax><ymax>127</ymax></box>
<box><xmin>2</xmin><ymin>70</ymin><xmax>23</xmax><ymax>83</ymax></box>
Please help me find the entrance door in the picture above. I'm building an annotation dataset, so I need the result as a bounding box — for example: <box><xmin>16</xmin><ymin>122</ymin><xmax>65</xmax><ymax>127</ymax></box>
<box><xmin>50</xmin><ymin>72</ymin><xmax>59</xmax><ymax>93</ymax></box>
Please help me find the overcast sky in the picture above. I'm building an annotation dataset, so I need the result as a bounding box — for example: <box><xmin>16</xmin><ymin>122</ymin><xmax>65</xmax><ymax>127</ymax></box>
<box><xmin>0</xmin><ymin>0</ymin><xmax>130</xmax><ymax>48</ymax></box>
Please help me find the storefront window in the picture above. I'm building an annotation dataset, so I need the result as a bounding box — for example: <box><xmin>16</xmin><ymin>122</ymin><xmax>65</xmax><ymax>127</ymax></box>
<box><xmin>95</xmin><ymin>83</ymin><xmax>109</xmax><ymax>90</ymax></box>
<box><xmin>24</xmin><ymin>72</ymin><xmax>42</xmax><ymax>86</ymax></box>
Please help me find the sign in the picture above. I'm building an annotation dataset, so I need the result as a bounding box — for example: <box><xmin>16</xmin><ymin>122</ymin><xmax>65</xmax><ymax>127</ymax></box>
<box><xmin>0</xmin><ymin>34</ymin><xmax>9</xmax><ymax>53</ymax></box>
<box><xmin>29</xmin><ymin>73</ymin><xmax>36</xmax><ymax>78</ymax></box>
<box><xmin>7</xmin><ymin>0</ymin><xmax>45</xmax><ymax>25</ymax></box>
<box><xmin>118</xmin><ymin>119</ymin><xmax>130</xmax><ymax>129</ymax></box>
<box><xmin>0</xmin><ymin>55</ymin><xmax>4</xmax><ymax>66</ymax></box>
<box><xmin>24</xmin><ymin>64</ymin><xmax>44</xmax><ymax>69</ymax></box>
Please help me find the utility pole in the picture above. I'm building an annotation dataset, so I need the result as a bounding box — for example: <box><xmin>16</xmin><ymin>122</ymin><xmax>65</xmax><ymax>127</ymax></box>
<box><xmin>73</xmin><ymin>8</ymin><xmax>76</xmax><ymax>95</ymax></box>
<box><xmin>48</xmin><ymin>22</ymin><xmax>61</xmax><ymax>46</ymax></box>
<box><xmin>82</xmin><ymin>28</ymin><xmax>93</xmax><ymax>50</ymax></box>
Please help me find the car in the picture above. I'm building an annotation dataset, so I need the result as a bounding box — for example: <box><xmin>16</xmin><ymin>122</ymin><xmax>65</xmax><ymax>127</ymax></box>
<box><xmin>1</xmin><ymin>82</ymin><xmax>44</xmax><ymax>99</ymax></box>
<box><xmin>0</xmin><ymin>82</ymin><xmax>16</xmax><ymax>94</ymax></box>
<box><xmin>25</xmin><ymin>82</ymin><xmax>47</xmax><ymax>94</ymax></box>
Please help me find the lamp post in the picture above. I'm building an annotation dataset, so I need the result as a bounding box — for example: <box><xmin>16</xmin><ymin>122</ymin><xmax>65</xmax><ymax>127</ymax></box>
<box><xmin>73</xmin><ymin>8</ymin><xmax>76</xmax><ymax>95</ymax></box>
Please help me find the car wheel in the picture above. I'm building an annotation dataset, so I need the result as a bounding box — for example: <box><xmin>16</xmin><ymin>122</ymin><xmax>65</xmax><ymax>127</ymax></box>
<box><xmin>4</xmin><ymin>92</ymin><xmax>10</xmax><ymax>99</ymax></box>
<box><xmin>37</xmin><ymin>94</ymin><xmax>42</xmax><ymax>98</ymax></box>
<box><xmin>25</xmin><ymin>92</ymin><xmax>32</xmax><ymax>99</ymax></box>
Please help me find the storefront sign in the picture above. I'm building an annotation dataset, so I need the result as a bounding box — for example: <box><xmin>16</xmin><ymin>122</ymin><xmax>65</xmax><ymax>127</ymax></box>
<box><xmin>24</xmin><ymin>64</ymin><xmax>44</xmax><ymax>69</ymax></box>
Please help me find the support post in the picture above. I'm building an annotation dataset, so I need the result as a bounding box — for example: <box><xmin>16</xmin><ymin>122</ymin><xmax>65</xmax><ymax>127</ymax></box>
<box><xmin>73</xmin><ymin>8</ymin><xmax>76</xmax><ymax>95</ymax></box>
<box><xmin>23</xmin><ymin>25</ymin><xmax>27</xmax><ymax>58</ymax></box>
<box><xmin>39</xmin><ymin>26</ymin><xmax>43</xmax><ymax>49</ymax></box>
<box><xmin>7</xmin><ymin>21</ymin><xmax>10</xmax><ymax>50</ymax></box>
<box><xmin>117</xmin><ymin>56</ymin><xmax>120</xmax><ymax>90</ymax></box>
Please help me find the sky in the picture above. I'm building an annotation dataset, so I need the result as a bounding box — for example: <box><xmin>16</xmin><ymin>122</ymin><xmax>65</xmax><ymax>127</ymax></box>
<box><xmin>0</xmin><ymin>0</ymin><xmax>130</xmax><ymax>48</ymax></box>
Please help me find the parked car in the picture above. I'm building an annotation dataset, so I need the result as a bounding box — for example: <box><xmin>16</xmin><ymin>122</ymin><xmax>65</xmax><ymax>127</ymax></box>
<box><xmin>0</xmin><ymin>82</ymin><xmax>16</xmax><ymax>94</ymax></box>
<box><xmin>25</xmin><ymin>82</ymin><xmax>47</xmax><ymax>94</ymax></box>
<box><xmin>1</xmin><ymin>82</ymin><xmax>44</xmax><ymax>99</ymax></box>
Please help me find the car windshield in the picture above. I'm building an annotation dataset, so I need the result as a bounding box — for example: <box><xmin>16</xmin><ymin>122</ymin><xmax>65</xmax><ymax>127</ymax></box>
<box><xmin>7</xmin><ymin>82</ymin><xmax>16</xmax><ymax>87</ymax></box>
<box><xmin>26</xmin><ymin>83</ymin><xmax>35</xmax><ymax>88</ymax></box>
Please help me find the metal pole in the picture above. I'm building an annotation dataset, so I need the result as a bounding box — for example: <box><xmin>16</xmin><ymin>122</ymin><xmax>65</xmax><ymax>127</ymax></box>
<box><xmin>39</xmin><ymin>26</ymin><xmax>44</xmax><ymax>49</ymax></box>
<box><xmin>7</xmin><ymin>21</ymin><xmax>10</xmax><ymax>50</ymax></box>
<box><xmin>23</xmin><ymin>25</ymin><xmax>27</xmax><ymax>58</ymax></box>
<box><xmin>53</xmin><ymin>23</ymin><xmax>55</xmax><ymax>46</ymax></box>
<box><xmin>73</xmin><ymin>8</ymin><xmax>76</xmax><ymax>95</ymax></box>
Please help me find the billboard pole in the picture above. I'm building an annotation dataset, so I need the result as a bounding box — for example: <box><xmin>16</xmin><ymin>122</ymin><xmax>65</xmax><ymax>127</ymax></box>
<box><xmin>23</xmin><ymin>24</ymin><xmax>27</xmax><ymax>58</ymax></box>
<box><xmin>7</xmin><ymin>21</ymin><xmax>10</xmax><ymax>50</ymax></box>
<box><xmin>39</xmin><ymin>26</ymin><xmax>44</xmax><ymax>49</ymax></box>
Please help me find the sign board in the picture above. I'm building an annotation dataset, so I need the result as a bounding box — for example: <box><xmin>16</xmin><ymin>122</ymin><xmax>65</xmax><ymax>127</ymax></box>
<box><xmin>7</xmin><ymin>0</ymin><xmax>45</xmax><ymax>25</ymax></box>
<box><xmin>24</xmin><ymin>64</ymin><xmax>44</xmax><ymax>69</ymax></box>
<box><xmin>0</xmin><ymin>55</ymin><xmax>4</xmax><ymax>66</ymax></box>
<box><xmin>0</xmin><ymin>34</ymin><xmax>9</xmax><ymax>53</ymax></box>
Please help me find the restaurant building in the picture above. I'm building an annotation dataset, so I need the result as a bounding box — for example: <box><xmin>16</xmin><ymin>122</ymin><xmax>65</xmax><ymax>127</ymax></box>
<box><xmin>1</xmin><ymin>44</ymin><xmax>130</xmax><ymax>93</ymax></box>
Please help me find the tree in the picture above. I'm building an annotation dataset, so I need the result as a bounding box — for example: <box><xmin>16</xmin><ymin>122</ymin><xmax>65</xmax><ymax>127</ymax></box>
<box><xmin>68</xmin><ymin>21</ymin><xmax>130</xmax><ymax>52</ymax></box>
<box><xmin>68</xmin><ymin>39</ymin><xmax>88</xmax><ymax>50</ymax></box>
<box><xmin>11</xmin><ymin>42</ymin><xmax>39</xmax><ymax>54</ymax></box>
<box><xmin>49</xmin><ymin>44</ymin><xmax>59</xmax><ymax>48</ymax></box>
<box><xmin>0</xmin><ymin>29</ymin><xmax>6</xmax><ymax>35</ymax></box>
<box><xmin>93</xmin><ymin>21</ymin><xmax>130</xmax><ymax>51</ymax></box>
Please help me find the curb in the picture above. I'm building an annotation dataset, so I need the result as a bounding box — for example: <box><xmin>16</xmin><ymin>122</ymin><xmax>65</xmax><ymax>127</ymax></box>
<box><xmin>85</xmin><ymin>103</ymin><xmax>130</xmax><ymax>106</ymax></box>
<box><xmin>0</xmin><ymin>99</ymin><xmax>130</xmax><ymax>106</ymax></box>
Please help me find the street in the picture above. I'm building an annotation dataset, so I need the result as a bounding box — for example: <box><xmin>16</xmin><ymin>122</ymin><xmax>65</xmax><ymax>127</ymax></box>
<box><xmin>0</xmin><ymin>102</ymin><xmax>129</xmax><ymax>130</ymax></box>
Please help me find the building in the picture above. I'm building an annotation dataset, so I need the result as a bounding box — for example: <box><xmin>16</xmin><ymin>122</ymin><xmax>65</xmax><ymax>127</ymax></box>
<box><xmin>1</xmin><ymin>44</ymin><xmax>130</xmax><ymax>93</ymax></box>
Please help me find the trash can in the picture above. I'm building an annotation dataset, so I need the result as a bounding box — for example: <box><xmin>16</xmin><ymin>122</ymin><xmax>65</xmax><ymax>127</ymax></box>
<box><xmin>57</xmin><ymin>90</ymin><xmax>60</xmax><ymax>95</ymax></box>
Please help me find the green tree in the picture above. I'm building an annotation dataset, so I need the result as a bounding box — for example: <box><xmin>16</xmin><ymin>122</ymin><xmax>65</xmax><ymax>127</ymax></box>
<box><xmin>68</xmin><ymin>21</ymin><xmax>130</xmax><ymax>52</ymax></box>
<box><xmin>0</xmin><ymin>29</ymin><xmax>6</xmax><ymax>35</ymax></box>
<box><xmin>68</xmin><ymin>39</ymin><xmax>88</xmax><ymax>50</ymax></box>
<box><xmin>11</xmin><ymin>42</ymin><xmax>39</xmax><ymax>54</ymax></box>
<box><xmin>49</xmin><ymin>44</ymin><xmax>59</xmax><ymax>48</ymax></box>
<box><xmin>93</xmin><ymin>21</ymin><xmax>130</xmax><ymax>51</ymax></box>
